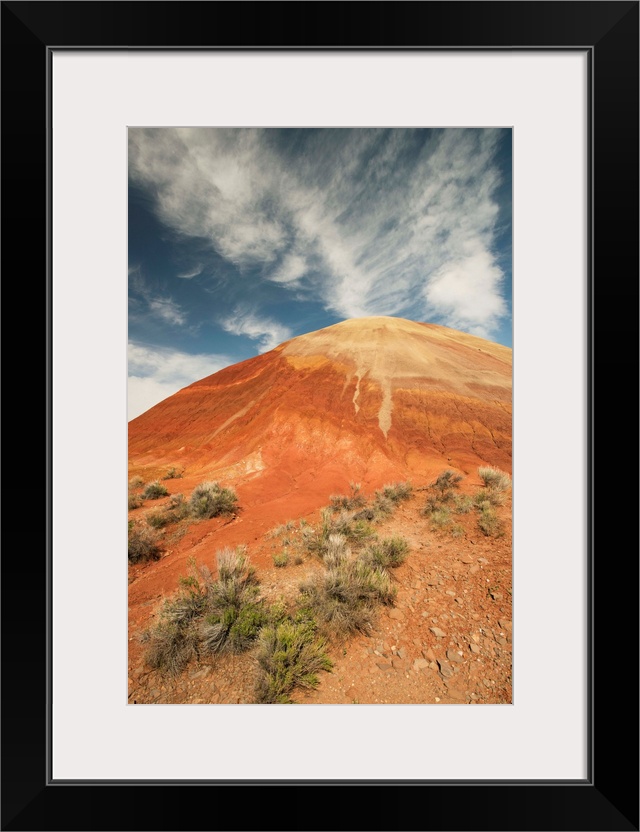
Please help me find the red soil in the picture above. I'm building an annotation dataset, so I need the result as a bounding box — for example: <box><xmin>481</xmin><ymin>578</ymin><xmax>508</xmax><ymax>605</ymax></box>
<box><xmin>128</xmin><ymin>317</ymin><xmax>512</xmax><ymax>703</ymax></box>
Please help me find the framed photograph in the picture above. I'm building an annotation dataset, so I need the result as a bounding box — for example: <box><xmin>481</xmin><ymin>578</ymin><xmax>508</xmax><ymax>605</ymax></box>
<box><xmin>3</xmin><ymin>2</ymin><xmax>637</xmax><ymax>830</ymax></box>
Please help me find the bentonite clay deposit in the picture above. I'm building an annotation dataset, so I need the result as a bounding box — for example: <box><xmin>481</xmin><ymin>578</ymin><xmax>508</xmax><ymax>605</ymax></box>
<box><xmin>128</xmin><ymin>316</ymin><xmax>512</xmax><ymax>705</ymax></box>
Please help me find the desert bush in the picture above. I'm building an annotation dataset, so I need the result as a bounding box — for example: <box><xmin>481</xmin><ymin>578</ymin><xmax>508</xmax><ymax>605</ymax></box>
<box><xmin>478</xmin><ymin>467</ymin><xmax>511</xmax><ymax>492</ymax></box>
<box><xmin>146</xmin><ymin>510</ymin><xmax>171</xmax><ymax>529</ymax></box>
<box><xmin>267</xmin><ymin>520</ymin><xmax>294</xmax><ymax>539</ymax></box>
<box><xmin>143</xmin><ymin>619</ymin><xmax>199</xmax><ymax>676</ymax></box>
<box><xmin>450</xmin><ymin>523</ymin><xmax>465</xmax><ymax>538</ymax></box>
<box><xmin>144</xmin><ymin>549</ymin><xmax>263</xmax><ymax>673</ymax></box>
<box><xmin>378</xmin><ymin>481</ymin><xmax>413</xmax><ymax>504</ymax></box>
<box><xmin>323</xmin><ymin>534</ymin><xmax>349</xmax><ymax>568</ymax></box>
<box><xmin>188</xmin><ymin>481</ymin><xmax>238</xmax><ymax>519</ymax></box>
<box><xmin>421</xmin><ymin>493</ymin><xmax>442</xmax><ymax>517</ymax></box>
<box><xmin>429</xmin><ymin>507</ymin><xmax>452</xmax><ymax>530</ymax></box>
<box><xmin>273</xmin><ymin>552</ymin><xmax>289</xmax><ymax>568</ymax></box>
<box><xmin>162</xmin><ymin>466</ymin><xmax>183</xmax><ymax>480</ymax></box>
<box><xmin>430</xmin><ymin>470</ymin><xmax>463</xmax><ymax>501</ymax></box>
<box><xmin>329</xmin><ymin>510</ymin><xmax>375</xmax><ymax>543</ymax></box>
<box><xmin>200</xmin><ymin>601</ymin><xmax>265</xmax><ymax>655</ymax></box>
<box><xmin>129</xmin><ymin>475</ymin><xmax>144</xmax><ymax>490</ymax></box>
<box><xmin>143</xmin><ymin>480</ymin><xmax>169</xmax><ymax>500</ymax></box>
<box><xmin>360</xmin><ymin>536</ymin><xmax>409</xmax><ymax>569</ymax></box>
<box><xmin>453</xmin><ymin>494</ymin><xmax>474</xmax><ymax>514</ymax></box>
<box><xmin>477</xmin><ymin>505</ymin><xmax>503</xmax><ymax>537</ymax></box>
<box><xmin>128</xmin><ymin>524</ymin><xmax>162</xmax><ymax>563</ymax></box>
<box><xmin>300</xmin><ymin>559</ymin><xmax>395</xmax><ymax>639</ymax></box>
<box><xmin>329</xmin><ymin>482</ymin><xmax>366</xmax><ymax>511</ymax></box>
<box><xmin>128</xmin><ymin>493</ymin><xmax>143</xmax><ymax>510</ymax></box>
<box><xmin>147</xmin><ymin>494</ymin><xmax>189</xmax><ymax>528</ymax></box>
<box><xmin>474</xmin><ymin>487</ymin><xmax>506</xmax><ymax>507</ymax></box>
<box><xmin>255</xmin><ymin>616</ymin><xmax>332</xmax><ymax>704</ymax></box>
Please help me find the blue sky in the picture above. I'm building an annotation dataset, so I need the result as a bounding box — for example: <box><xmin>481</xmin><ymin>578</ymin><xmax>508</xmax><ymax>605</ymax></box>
<box><xmin>129</xmin><ymin>128</ymin><xmax>512</xmax><ymax>420</ymax></box>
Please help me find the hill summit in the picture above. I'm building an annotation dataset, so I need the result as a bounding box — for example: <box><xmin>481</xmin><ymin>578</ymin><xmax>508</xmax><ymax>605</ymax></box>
<box><xmin>129</xmin><ymin>317</ymin><xmax>511</xmax><ymax>506</ymax></box>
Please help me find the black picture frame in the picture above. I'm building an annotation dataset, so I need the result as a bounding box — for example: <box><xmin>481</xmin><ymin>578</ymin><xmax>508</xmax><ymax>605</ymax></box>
<box><xmin>2</xmin><ymin>2</ymin><xmax>638</xmax><ymax>830</ymax></box>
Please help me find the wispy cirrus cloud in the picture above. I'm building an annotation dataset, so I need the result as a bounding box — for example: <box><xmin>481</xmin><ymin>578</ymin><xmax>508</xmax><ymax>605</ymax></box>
<box><xmin>128</xmin><ymin>342</ymin><xmax>231</xmax><ymax>420</ymax></box>
<box><xmin>219</xmin><ymin>309</ymin><xmax>292</xmax><ymax>353</ymax></box>
<box><xmin>177</xmin><ymin>264</ymin><xmax>203</xmax><ymax>279</ymax></box>
<box><xmin>128</xmin><ymin>264</ymin><xmax>186</xmax><ymax>326</ymax></box>
<box><xmin>129</xmin><ymin>128</ymin><xmax>510</xmax><ymax>338</ymax></box>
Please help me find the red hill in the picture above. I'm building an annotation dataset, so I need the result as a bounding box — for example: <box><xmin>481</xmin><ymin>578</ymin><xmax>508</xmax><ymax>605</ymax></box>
<box><xmin>129</xmin><ymin>316</ymin><xmax>511</xmax><ymax>512</ymax></box>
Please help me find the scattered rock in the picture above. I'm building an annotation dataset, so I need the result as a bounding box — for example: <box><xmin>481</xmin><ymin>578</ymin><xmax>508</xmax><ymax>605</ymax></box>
<box><xmin>498</xmin><ymin>619</ymin><xmax>513</xmax><ymax>631</ymax></box>
<box><xmin>469</xmin><ymin>643</ymin><xmax>481</xmax><ymax>654</ymax></box>
<box><xmin>397</xmin><ymin>648</ymin><xmax>407</xmax><ymax>659</ymax></box>
<box><xmin>459</xmin><ymin>554</ymin><xmax>474</xmax><ymax>564</ymax></box>
<box><xmin>445</xmin><ymin>687</ymin><xmax>466</xmax><ymax>701</ymax></box>
<box><xmin>469</xmin><ymin>565</ymin><xmax>479</xmax><ymax>575</ymax></box>
<box><xmin>478</xmin><ymin>557</ymin><xmax>489</xmax><ymax>564</ymax></box>
<box><xmin>430</xmin><ymin>627</ymin><xmax>446</xmax><ymax>638</ymax></box>
<box><xmin>438</xmin><ymin>663</ymin><xmax>454</xmax><ymax>679</ymax></box>
<box><xmin>413</xmin><ymin>658</ymin><xmax>429</xmax><ymax>671</ymax></box>
<box><xmin>423</xmin><ymin>648</ymin><xmax>437</xmax><ymax>663</ymax></box>
<box><xmin>496</xmin><ymin>636</ymin><xmax>507</xmax><ymax>646</ymax></box>
<box><xmin>388</xmin><ymin>608</ymin><xmax>404</xmax><ymax>620</ymax></box>
<box><xmin>392</xmin><ymin>658</ymin><xmax>411</xmax><ymax>672</ymax></box>
<box><xmin>490</xmin><ymin>591</ymin><xmax>503</xmax><ymax>601</ymax></box>
<box><xmin>445</xmin><ymin>590</ymin><xmax>456</xmax><ymax>597</ymax></box>
<box><xmin>376</xmin><ymin>662</ymin><xmax>394</xmax><ymax>671</ymax></box>
<box><xmin>455</xmin><ymin>597</ymin><xmax>464</xmax><ymax>605</ymax></box>
<box><xmin>446</xmin><ymin>650</ymin><xmax>464</xmax><ymax>663</ymax></box>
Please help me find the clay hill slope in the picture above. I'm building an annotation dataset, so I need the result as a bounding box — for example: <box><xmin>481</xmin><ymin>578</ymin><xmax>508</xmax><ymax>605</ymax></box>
<box><xmin>129</xmin><ymin>316</ymin><xmax>511</xmax><ymax>510</ymax></box>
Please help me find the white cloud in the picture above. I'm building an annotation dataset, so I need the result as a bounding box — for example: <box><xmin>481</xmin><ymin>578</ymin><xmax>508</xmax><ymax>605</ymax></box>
<box><xmin>147</xmin><ymin>297</ymin><xmax>186</xmax><ymax>326</ymax></box>
<box><xmin>129</xmin><ymin>128</ymin><xmax>509</xmax><ymax>338</ymax></box>
<box><xmin>220</xmin><ymin>309</ymin><xmax>292</xmax><ymax>352</ymax></box>
<box><xmin>128</xmin><ymin>262</ymin><xmax>187</xmax><ymax>327</ymax></box>
<box><xmin>423</xmin><ymin>248</ymin><xmax>506</xmax><ymax>338</ymax></box>
<box><xmin>271</xmin><ymin>253</ymin><xmax>307</xmax><ymax>285</ymax></box>
<box><xmin>177</xmin><ymin>265</ymin><xmax>203</xmax><ymax>279</ymax></box>
<box><xmin>128</xmin><ymin>342</ymin><xmax>231</xmax><ymax>420</ymax></box>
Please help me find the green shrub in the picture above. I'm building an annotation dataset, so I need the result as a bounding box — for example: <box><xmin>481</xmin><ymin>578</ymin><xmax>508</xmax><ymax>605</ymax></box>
<box><xmin>143</xmin><ymin>480</ymin><xmax>169</xmax><ymax>500</ymax></box>
<box><xmin>143</xmin><ymin>549</ymin><xmax>263</xmax><ymax>673</ymax></box>
<box><xmin>146</xmin><ymin>510</ymin><xmax>171</xmax><ymax>529</ymax></box>
<box><xmin>273</xmin><ymin>552</ymin><xmax>289</xmax><ymax>568</ymax></box>
<box><xmin>188</xmin><ymin>481</ymin><xmax>238</xmax><ymax>519</ymax></box>
<box><xmin>474</xmin><ymin>487</ymin><xmax>506</xmax><ymax>507</ymax></box>
<box><xmin>147</xmin><ymin>494</ymin><xmax>189</xmax><ymax>528</ymax></box>
<box><xmin>128</xmin><ymin>524</ymin><xmax>162</xmax><ymax>563</ymax></box>
<box><xmin>360</xmin><ymin>536</ymin><xmax>409</xmax><ymax>569</ymax></box>
<box><xmin>163</xmin><ymin>466</ymin><xmax>183</xmax><ymax>480</ymax></box>
<box><xmin>129</xmin><ymin>476</ymin><xmax>144</xmax><ymax>490</ymax></box>
<box><xmin>267</xmin><ymin>520</ymin><xmax>294</xmax><ymax>539</ymax></box>
<box><xmin>453</xmin><ymin>494</ymin><xmax>474</xmax><ymax>514</ymax></box>
<box><xmin>478</xmin><ymin>467</ymin><xmax>511</xmax><ymax>492</ymax></box>
<box><xmin>329</xmin><ymin>482</ymin><xmax>366</xmax><ymax>511</ymax></box>
<box><xmin>421</xmin><ymin>494</ymin><xmax>442</xmax><ymax>516</ymax></box>
<box><xmin>378</xmin><ymin>481</ymin><xmax>413</xmax><ymax>504</ymax></box>
<box><xmin>477</xmin><ymin>505</ymin><xmax>503</xmax><ymax>537</ymax></box>
<box><xmin>142</xmin><ymin>619</ymin><xmax>199</xmax><ymax>676</ymax></box>
<box><xmin>300</xmin><ymin>559</ymin><xmax>396</xmax><ymax>639</ymax></box>
<box><xmin>429</xmin><ymin>507</ymin><xmax>452</xmax><ymax>530</ymax></box>
<box><xmin>450</xmin><ymin>523</ymin><xmax>465</xmax><ymax>538</ymax></box>
<box><xmin>430</xmin><ymin>470</ymin><xmax>463</xmax><ymax>501</ymax></box>
<box><xmin>330</xmin><ymin>510</ymin><xmax>375</xmax><ymax>543</ymax></box>
<box><xmin>128</xmin><ymin>493</ymin><xmax>143</xmax><ymax>510</ymax></box>
<box><xmin>323</xmin><ymin>534</ymin><xmax>349</xmax><ymax>568</ymax></box>
<box><xmin>255</xmin><ymin>617</ymin><xmax>332</xmax><ymax>704</ymax></box>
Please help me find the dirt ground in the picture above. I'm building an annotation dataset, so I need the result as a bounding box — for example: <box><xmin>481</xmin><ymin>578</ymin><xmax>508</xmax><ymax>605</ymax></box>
<box><xmin>128</xmin><ymin>485</ymin><xmax>512</xmax><ymax>706</ymax></box>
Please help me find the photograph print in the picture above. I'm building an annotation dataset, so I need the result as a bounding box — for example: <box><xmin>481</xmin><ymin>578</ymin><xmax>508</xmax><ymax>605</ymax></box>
<box><xmin>127</xmin><ymin>127</ymin><xmax>513</xmax><ymax>705</ymax></box>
